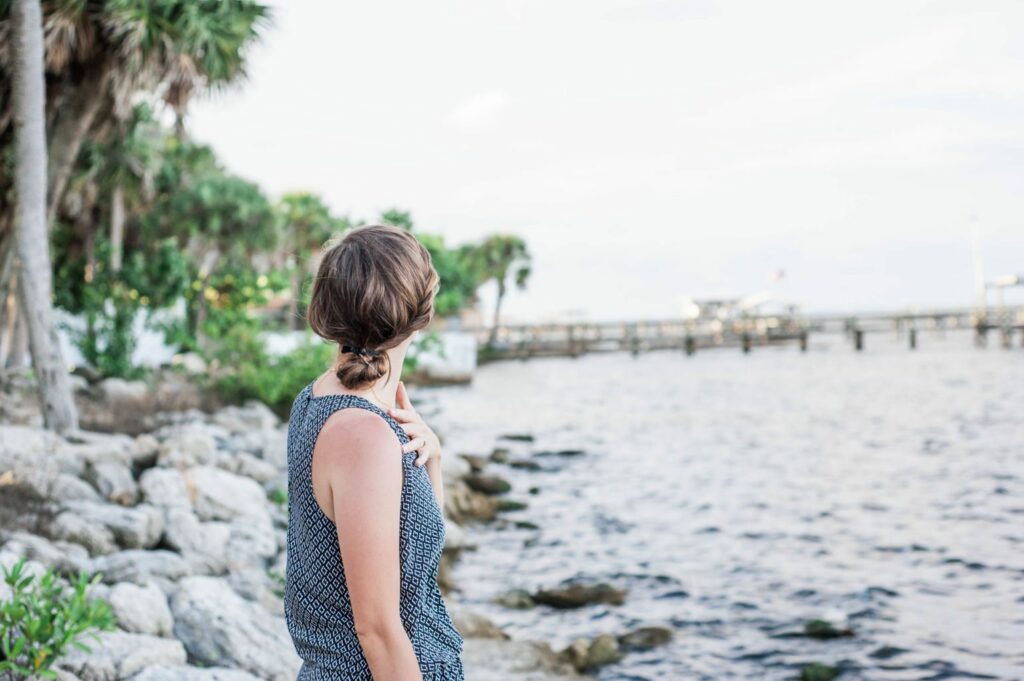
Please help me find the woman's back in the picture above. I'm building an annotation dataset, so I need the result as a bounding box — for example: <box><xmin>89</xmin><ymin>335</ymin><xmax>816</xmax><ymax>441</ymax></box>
<box><xmin>283</xmin><ymin>381</ymin><xmax>465</xmax><ymax>680</ymax></box>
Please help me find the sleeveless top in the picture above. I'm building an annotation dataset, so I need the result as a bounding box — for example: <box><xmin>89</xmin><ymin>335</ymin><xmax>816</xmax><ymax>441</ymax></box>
<box><xmin>283</xmin><ymin>381</ymin><xmax>465</xmax><ymax>680</ymax></box>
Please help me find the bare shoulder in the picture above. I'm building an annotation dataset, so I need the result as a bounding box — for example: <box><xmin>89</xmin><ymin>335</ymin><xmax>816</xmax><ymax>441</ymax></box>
<box><xmin>315</xmin><ymin>407</ymin><xmax>401</xmax><ymax>468</ymax></box>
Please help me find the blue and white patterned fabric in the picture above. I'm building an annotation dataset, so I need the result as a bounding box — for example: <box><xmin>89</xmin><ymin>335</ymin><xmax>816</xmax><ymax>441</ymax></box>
<box><xmin>284</xmin><ymin>382</ymin><xmax>465</xmax><ymax>680</ymax></box>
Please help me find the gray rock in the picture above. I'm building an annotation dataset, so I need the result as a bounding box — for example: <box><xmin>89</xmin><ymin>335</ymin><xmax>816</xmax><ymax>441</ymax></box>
<box><xmin>534</xmin><ymin>582</ymin><xmax>626</xmax><ymax>609</ymax></box>
<box><xmin>217</xmin><ymin>451</ymin><xmax>279</xmax><ymax>484</ymax></box>
<box><xmin>130</xmin><ymin>433</ymin><xmax>161</xmax><ymax>468</ymax></box>
<box><xmin>0</xmin><ymin>425</ymin><xmax>62</xmax><ymax>499</ymax></box>
<box><xmin>226</xmin><ymin>567</ymin><xmax>285</xmax><ymax>615</ymax></box>
<box><xmin>139</xmin><ymin>468</ymin><xmax>191</xmax><ymax>511</ymax></box>
<box><xmin>52</xmin><ymin>473</ymin><xmax>104</xmax><ymax>503</ymax></box>
<box><xmin>56</xmin><ymin>630</ymin><xmax>185</xmax><ymax>681</ymax></box>
<box><xmin>171</xmin><ymin>576</ymin><xmax>300</xmax><ymax>681</ymax></box>
<box><xmin>156</xmin><ymin>423</ymin><xmax>220</xmax><ymax>469</ymax></box>
<box><xmin>494</xmin><ymin>588</ymin><xmax>536</xmax><ymax>609</ymax></box>
<box><xmin>256</xmin><ymin>428</ymin><xmax>288</xmax><ymax>469</ymax></box>
<box><xmin>128</xmin><ymin>666</ymin><xmax>262</xmax><ymax>681</ymax></box>
<box><xmin>90</xmin><ymin>550</ymin><xmax>190</xmax><ymax>588</ymax></box>
<box><xmin>462</xmin><ymin>639</ymin><xmax>589</xmax><ymax>680</ymax></box>
<box><xmin>211</xmin><ymin>402</ymin><xmax>279</xmax><ymax>434</ymax></box>
<box><xmin>449</xmin><ymin>606</ymin><xmax>509</xmax><ymax>640</ymax></box>
<box><xmin>64</xmin><ymin>501</ymin><xmax>164</xmax><ymax>549</ymax></box>
<box><xmin>163</xmin><ymin>508</ymin><xmax>231</xmax><ymax>574</ymax></box>
<box><xmin>84</xmin><ymin>460</ymin><xmax>138</xmax><ymax>506</ymax></box>
<box><xmin>1</xmin><ymin>531</ymin><xmax>91</xmax><ymax>575</ymax></box>
<box><xmin>58</xmin><ymin>429</ymin><xmax>136</xmax><ymax>470</ymax></box>
<box><xmin>225</xmin><ymin>515</ymin><xmax>278</xmax><ymax>570</ymax></box>
<box><xmin>99</xmin><ymin>377</ymin><xmax>150</xmax><ymax>404</ymax></box>
<box><xmin>464</xmin><ymin>474</ymin><xmax>512</xmax><ymax>496</ymax></box>
<box><xmin>107</xmin><ymin>582</ymin><xmax>174</xmax><ymax>637</ymax></box>
<box><xmin>444</xmin><ymin>519</ymin><xmax>468</xmax><ymax>551</ymax></box>
<box><xmin>617</xmin><ymin>625</ymin><xmax>673</xmax><ymax>651</ymax></box>
<box><xmin>51</xmin><ymin>511</ymin><xmax>118</xmax><ymax>555</ymax></box>
<box><xmin>184</xmin><ymin>466</ymin><xmax>272</xmax><ymax>523</ymax></box>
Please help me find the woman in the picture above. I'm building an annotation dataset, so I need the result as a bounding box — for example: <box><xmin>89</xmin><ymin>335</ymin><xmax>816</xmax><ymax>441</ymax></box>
<box><xmin>283</xmin><ymin>224</ymin><xmax>465</xmax><ymax>680</ymax></box>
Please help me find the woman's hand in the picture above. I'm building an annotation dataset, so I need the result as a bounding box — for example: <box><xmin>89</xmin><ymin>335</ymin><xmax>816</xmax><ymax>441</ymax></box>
<box><xmin>389</xmin><ymin>381</ymin><xmax>441</xmax><ymax>468</ymax></box>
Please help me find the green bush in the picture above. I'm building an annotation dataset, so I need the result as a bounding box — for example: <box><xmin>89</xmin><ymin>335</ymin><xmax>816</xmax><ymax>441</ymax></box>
<box><xmin>0</xmin><ymin>559</ymin><xmax>116</xmax><ymax>679</ymax></box>
<box><xmin>210</xmin><ymin>332</ymin><xmax>335</xmax><ymax>418</ymax></box>
<box><xmin>209</xmin><ymin>329</ymin><xmax>442</xmax><ymax>418</ymax></box>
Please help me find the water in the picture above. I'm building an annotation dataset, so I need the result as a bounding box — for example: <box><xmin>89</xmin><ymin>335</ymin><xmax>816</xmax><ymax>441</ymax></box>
<box><xmin>417</xmin><ymin>330</ymin><xmax>1024</xmax><ymax>680</ymax></box>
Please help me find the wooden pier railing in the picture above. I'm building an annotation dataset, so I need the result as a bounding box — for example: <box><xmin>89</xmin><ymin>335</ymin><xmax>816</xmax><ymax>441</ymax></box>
<box><xmin>464</xmin><ymin>306</ymin><xmax>1024</xmax><ymax>361</ymax></box>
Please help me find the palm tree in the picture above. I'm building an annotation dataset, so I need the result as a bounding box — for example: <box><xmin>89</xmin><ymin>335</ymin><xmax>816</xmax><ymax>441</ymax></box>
<box><xmin>0</xmin><ymin>0</ymin><xmax>271</xmax><ymax>285</ymax></box>
<box><xmin>10</xmin><ymin>0</ymin><xmax>78</xmax><ymax>433</ymax></box>
<box><xmin>472</xmin><ymin>235</ymin><xmax>532</xmax><ymax>347</ymax></box>
<box><xmin>278</xmin><ymin>192</ymin><xmax>349</xmax><ymax>329</ymax></box>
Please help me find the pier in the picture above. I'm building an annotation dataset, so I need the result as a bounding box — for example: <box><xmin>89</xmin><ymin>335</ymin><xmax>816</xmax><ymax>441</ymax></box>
<box><xmin>467</xmin><ymin>306</ymin><xmax>1024</xmax><ymax>361</ymax></box>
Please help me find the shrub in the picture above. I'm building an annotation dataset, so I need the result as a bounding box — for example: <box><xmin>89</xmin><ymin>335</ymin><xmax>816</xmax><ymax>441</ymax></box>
<box><xmin>0</xmin><ymin>559</ymin><xmax>116</xmax><ymax>679</ymax></box>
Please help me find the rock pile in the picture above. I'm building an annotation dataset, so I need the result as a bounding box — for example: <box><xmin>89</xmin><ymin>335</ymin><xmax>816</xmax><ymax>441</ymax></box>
<box><xmin>0</xmin><ymin>398</ymin><xmax>590</xmax><ymax>681</ymax></box>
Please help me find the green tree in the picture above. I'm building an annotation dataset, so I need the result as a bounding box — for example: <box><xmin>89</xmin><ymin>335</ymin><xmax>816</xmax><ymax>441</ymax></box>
<box><xmin>278</xmin><ymin>192</ymin><xmax>349</xmax><ymax>329</ymax></box>
<box><xmin>471</xmin><ymin>235</ymin><xmax>531</xmax><ymax>346</ymax></box>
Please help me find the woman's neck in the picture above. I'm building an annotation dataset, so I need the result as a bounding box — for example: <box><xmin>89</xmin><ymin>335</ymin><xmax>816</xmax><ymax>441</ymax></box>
<box><xmin>317</xmin><ymin>345</ymin><xmax>407</xmax><ymax>410</ymax></box>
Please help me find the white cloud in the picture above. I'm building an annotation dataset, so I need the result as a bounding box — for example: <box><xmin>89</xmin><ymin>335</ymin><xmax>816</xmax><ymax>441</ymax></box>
<box><xmin>447</xmin><ymin>90</ymin><xmax>510</xmax><ymax>128</ymax></box>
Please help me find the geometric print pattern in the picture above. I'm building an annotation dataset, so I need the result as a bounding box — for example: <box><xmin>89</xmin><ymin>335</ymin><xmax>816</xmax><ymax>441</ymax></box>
<box><xmin>284</xmin><ymin>382</ymin><xmax>465</xmax><ymax>680</ymax></box>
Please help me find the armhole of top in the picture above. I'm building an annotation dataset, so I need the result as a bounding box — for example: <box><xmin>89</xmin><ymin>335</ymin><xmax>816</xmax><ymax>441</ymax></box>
<box><xmin>308</xmin><ymin>403</ymin><xmax>407</xmax><ymax>525</ymax></box>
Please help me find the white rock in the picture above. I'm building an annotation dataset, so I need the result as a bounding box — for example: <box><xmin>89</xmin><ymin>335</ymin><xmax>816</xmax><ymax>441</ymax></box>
<box><xmin>0</xmin><ymin>425</ymin><xmax>62</xmax><ymax>498</ymax></box>
<box><xmin>217</xmin><ymin>451</ymin><xmax>279</xmax><ymax>484</ymax></box>
<box><xmin>258</xmin><ymin>428</ymin><xmax>288</xmax><ymax>469</ymax></box>
<box><xmin>184</xmin><ymin>466</ymin><xmax>271</xmax><ymax>523</ymax></box>
<box><xmin>1</xmin><ymin>531</ymin><xmax>91</xmax><ymax>575</ymax></box>
<box><xmin>211</xmin><ymin>401</ymin><xmax>279</xmax><ymax>434</ymax></box>
<box><xmin>163</xmin><ymin>509</ymin><xmax>231</xmax><ymax>574</ymax></box>
<box><xmin>139</xmin><ymin>467</ymin><xmax>191</xmax><ymax>511</ymax></box>
<box><xmin>171</xmin><ymin>576</ymin><xmax>301</xmax><ymax>681</ymax></box>
<box><xmin>156</xmin><ymin>423</ymin><xmax>220</xmax><ymax>469</ymax></box>
<box><xmin>51</xmin><ymin>511</ymin><xmax>118</xmax><ymax>555</ymax></box>
<box><xmin>444</xmin><ymin>519</ymin><xmax>467</xmax><ymax>551</ymax></box>
<box><xmin>51</xmin><ymin>473</ymin><xmax>104</xmax><ymax>503</ymax></box>
<box><xmin>90</xmin><ymin>550</ymin><xmax>190</xmax><ymax>588</ymax></box>
<box><xmin>58</xmin><ymin>429</ymin><xmax>136</xmax><ymax>470</ymax></box>
<box><xmin>128</xmin><ymin>665</ymin><xmax>262</xmax><ymax>681</ymax></box>
<box><xmin>64</xmin><ymin>501</ymin><xmax>164</xmax><ymax>549</ymax></box>
<box><xmin>131</xmin><ymin>433</ymin><xmax>160</xmax><ymax>467</ymax></box>
<box><xmin>226</xmin><ymin>567</ymin><xmax>285</xmax><ymax>616</ymax></box>
<box><xmin>225</xmin><ymin>516</ymin><xmax>278</xmax><ymax>570</ymax></box>
<box><xmin>107</xmin><ymin>582</ymin><xmax>174</xmax><ymax>637</ymax></box>
<box><xmin>56</xmin><ymin>630</ymin><xmax>185</xmax><ymax>681</ymax></box>
<box><xmin>84</xmin><ymin>460</ymin><xmax>138</xmax><ymax>506</ymax></box>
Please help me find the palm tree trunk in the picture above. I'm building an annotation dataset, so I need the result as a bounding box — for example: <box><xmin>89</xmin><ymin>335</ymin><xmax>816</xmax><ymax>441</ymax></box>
<box><xmin>45</xmin><ymin>66</ymin><xmax>109</xmax><ymax>228</ymax></box>
<box><xmin>288</xmin><ymin>267</ymin><xmax>300</xmax><ymax>329</ymax></box>
<box><xmin>488</xmin><ymin>280</ymin><xmax>506</xmax><ymax>347</ymax></box>
<box><xmin>110</xmin><ymin>182</ymin><xmax>125</xmax><ymax>272</ymax></box>
<box><xmin>6</xmin><ymin>298</ymin><xmax>28</xmax><ymax>370</ymax></box>
<box><xmin>11</xmin><ymin>0</ymin><xmax>79</xmax><ymax>433</ymax></box>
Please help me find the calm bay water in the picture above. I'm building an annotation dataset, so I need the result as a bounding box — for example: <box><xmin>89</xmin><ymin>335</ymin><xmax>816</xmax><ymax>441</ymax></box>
<box><xmin>418</xmin><ymin>330</ymin><xmax>1024</xmax><ymax>680</ymax></box>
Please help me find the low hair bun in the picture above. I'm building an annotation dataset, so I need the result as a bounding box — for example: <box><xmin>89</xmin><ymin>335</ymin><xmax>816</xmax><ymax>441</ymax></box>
<box><xmin>335</xmin><ymin>349</ymin><xmax>390</xmax><ymax>389</ymax></box>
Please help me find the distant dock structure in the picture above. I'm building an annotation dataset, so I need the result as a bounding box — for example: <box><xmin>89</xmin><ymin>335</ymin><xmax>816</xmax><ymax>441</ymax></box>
<box><xmin>468</xmin><ymin>295</ymin><xmax>1024</xmax><ymax>361</ymax></box>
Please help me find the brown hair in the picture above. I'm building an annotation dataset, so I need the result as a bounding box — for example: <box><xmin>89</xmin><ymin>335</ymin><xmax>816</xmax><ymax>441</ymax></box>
<box><xmin>306</xmin><ymin>224</ymin><xmax>439</xmax><ymax>390</ymax></box>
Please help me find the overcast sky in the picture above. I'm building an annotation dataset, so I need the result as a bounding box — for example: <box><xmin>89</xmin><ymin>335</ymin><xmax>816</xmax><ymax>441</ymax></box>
<box><xmin>189</xmin><ymin>0</ymin><xmax>1024</xmax><ymax>323</ymax></box>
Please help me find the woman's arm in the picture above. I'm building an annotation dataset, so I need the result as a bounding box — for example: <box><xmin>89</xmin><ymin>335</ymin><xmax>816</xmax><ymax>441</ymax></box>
<box><xmin>314</xmin><ymin>411</ymin><xmax>423</xmax><ymax>681</ymax></box>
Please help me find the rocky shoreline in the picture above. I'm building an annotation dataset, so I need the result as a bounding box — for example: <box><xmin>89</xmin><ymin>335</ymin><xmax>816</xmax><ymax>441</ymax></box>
<box><xmin>0</xmin><ymin>375</ymin><xmax>595</xmax><ymax>681</ymax></box>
